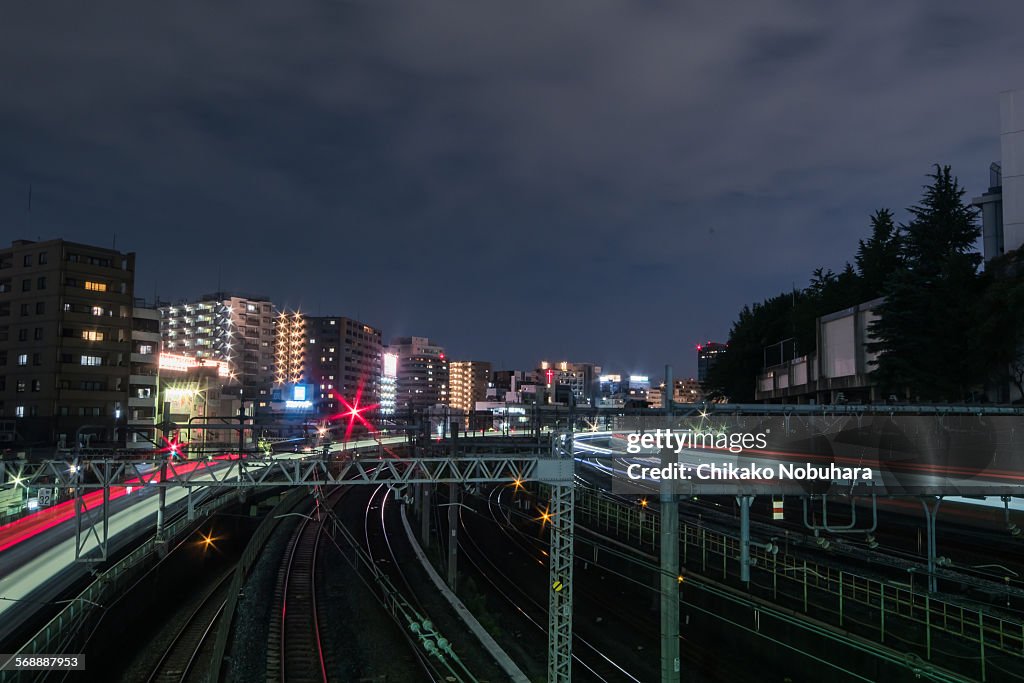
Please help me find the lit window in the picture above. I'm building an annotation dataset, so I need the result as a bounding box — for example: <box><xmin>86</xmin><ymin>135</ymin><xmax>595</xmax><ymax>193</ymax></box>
<box><xmin>81</xmin><ymin>355</ymin><xmax>102</xmax><ymax>366</ymax></box>
<box><xmin>15</xmin><ymin>406</ymin><xmax>24</xmax><ymax>418</ymax></box>
<box><xmin>82</xmin><ymin>330</ymin><xmax>105</xmax><ymax>341</ymax></box>
<box><xmin>17</xmin><ymin>354</ymin><xmax>28</xmax><ymax>366</ymax></box>
<box><xmin>84</xmin><ymin>281</ymin><xmax>107</xmax><ymax>292</ymax></box>
<box><xmin>91</xmin><ymin>306</ymin><xmax>104</xmax><ymax>316</ymax></box>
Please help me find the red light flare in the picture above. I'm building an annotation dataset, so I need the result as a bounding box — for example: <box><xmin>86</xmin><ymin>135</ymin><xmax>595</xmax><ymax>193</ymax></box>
<box><xmin>154</xmin><ymin>433</ymin><xmax>189</xmax><ymax>459</ymax></box>
<box><xmin>326</xmin><ymin>384</ymin><xmax>378</xmax><ymax>441</ymax></box>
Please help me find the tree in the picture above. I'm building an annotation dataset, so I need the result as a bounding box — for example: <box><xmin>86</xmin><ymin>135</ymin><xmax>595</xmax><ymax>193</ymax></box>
<box><xmin>855</xmin><ymin>208</ymin><xmax>902</xmax><ymax>299</ymax></box>
<box><xmin>867</xmin><ymin>165</ymin><xmax>982</xmax><ymax>401</ymax></box>
<box><xmin>974</xmin><ymin>248</ymin><xmax>1024</xmax><ymax>400</ymax></box>
<box><xmin>702</xmin><ymin>291</ymin><xmax>803</xmax><ymax>402</ymax></box>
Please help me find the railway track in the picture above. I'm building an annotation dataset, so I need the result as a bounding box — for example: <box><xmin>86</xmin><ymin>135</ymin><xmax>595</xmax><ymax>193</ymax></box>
<box><xmin>146</xmin><ymin>570</ymin><xmax>234</xmax><ymax>683</ymax></box>
<box><xmin>479</xmin><ymin>483</ymin><xmax>763</xmax><ymax>681</ymax></box>
<box><xmin>454</xmin><ymin>484</ymin><xmax>643</xmax><ymax>683</ymax></box>
<box><xmin>362</xmin><ymin>483</ymin><xmax>446</xmax><ymax>682</ymax></box>
<box><xmin>266</xmin><ymin>498</ymin><xmax>332</xmax><ymax>683</ymax></box>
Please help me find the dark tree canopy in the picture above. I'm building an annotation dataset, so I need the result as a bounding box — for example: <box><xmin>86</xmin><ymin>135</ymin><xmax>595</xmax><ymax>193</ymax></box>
<box><xmin>974</xmin><ymin>249</ymin><xmax>1024</xmax><ymax>400</ymax></box>
<box><xmin>867</xmin><ymin>165</ymin><xmax>981</xmax><ymax>401</ymax></box>
<box><xmin>855</xmin><ymin>208</ymin><xmax>902</xmax><ymax>299</ymax></box>
<box><xmin>707</xmin><ymin>164</ymin><xmax>999</xmax><ymax>404</ymax></box>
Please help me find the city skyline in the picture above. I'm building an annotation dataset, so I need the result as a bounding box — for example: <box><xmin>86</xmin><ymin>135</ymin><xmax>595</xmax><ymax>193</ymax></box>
<box><xmin>3</xmin><ymin>2</ymin><xmax>1024</xmax><ymax>375</ymax></box>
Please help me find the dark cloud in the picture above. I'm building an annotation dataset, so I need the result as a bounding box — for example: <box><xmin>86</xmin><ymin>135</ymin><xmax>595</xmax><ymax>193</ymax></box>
<box><xmin>1</xmin><ymin>0</ymin><xmax>1022</xmax><ymax>375</ymax></box>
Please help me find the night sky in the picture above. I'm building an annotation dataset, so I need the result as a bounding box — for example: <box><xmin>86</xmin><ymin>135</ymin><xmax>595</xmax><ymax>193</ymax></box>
<box><xmin>2</xmin><ymin>1</ymin><xmax>1023</xmax><ymax>377</ymax></box>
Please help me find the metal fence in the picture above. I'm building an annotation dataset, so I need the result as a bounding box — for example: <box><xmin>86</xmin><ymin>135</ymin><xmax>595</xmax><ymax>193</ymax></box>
<box><xmin>2</xmin><ymin>488</ymin><xmax>239</xmax><ymax>682</ymax></box>
<box><xmin>575</xmin><ymin>487</ymin><xmax>1024</xmax><ymax>682</ymax></box>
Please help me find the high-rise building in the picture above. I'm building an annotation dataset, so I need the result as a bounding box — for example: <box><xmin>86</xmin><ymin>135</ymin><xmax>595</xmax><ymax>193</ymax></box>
<box><xmin>305</xmin><ymin>317</ymin><xmax>382</xmax><ymax>416</ymax></box>
<box><xmin>127</xmin><ymin>304</ymin><xmax>160</xmax><ymax>450</ymax></box>
<box><xmin>448</xmin><ymin>360</ymin><xmax>492</xmax><ymax>415</ymax></box>
<box><xmin>160</xmin><ymin>292</ymin><xmax>276</xmax><ymax>407</ymax></box>
<box><xmin>0</xmin><ymin>239</ymin><xmax>136</xmax><ymax>447</ymax></box>
<box><xmin>973</xmin><ymin>89</ymin><xmax>1024</xmax><ymax>262</ymax></box>
<box><xmin>539</xmin><ymin>360</ymin><xmax>600</xmax><ymax>406</ymax></box>
<box><xmin>274</xmin><ymin>311</ymin><xmax>306</xmax><ymax>386</ymax></box>
<box><xmin>697</xmin><ymin>342</ymin><xmax>727</xmax><ymax>382</ymax></box>
<box><xmin>391</xmin><ymin>336</ymin><xmax>448</xmax><ymax>414</ymax></box>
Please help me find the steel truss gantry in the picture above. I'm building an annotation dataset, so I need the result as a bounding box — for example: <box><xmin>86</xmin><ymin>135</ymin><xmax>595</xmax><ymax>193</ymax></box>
<box><xmin>0</xmin><ymin>449</ymin><xmax>576</xmax><ymax>683</ymax></box>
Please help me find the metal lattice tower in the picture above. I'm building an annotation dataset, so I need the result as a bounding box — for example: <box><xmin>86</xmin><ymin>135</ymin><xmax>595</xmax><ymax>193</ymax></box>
<box><xmin>547</xmin><ymin>436</ymin><xmax>575</xmax><ymax>683</ymax></box>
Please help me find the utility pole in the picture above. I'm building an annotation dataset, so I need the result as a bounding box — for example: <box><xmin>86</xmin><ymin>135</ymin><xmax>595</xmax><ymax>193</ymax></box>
<box><xmin>738</xmin><ymin>495</ymin><xmax>753</xmax><ymax>585</ymax></box>
<box><xmin>419</xmin><ymin>436</ymin><xmax>431</xmax><ymax>548</ymax></box>
<box><xmin>447</xmin><ymin>423</ymin><xmax>460</xmax><ymax>592</ymax></box>
<box><xmin>661</xmin><ymin>364</ymin><xmax>680</xmax><ymax>682</ymax></box>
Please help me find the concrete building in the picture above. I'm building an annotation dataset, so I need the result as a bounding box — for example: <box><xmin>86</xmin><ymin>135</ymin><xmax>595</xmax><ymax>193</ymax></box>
<box><xmin>756</xmin><ymin>298</ymin><xmax>882</xmax><ymax>404</ymax></box>
<box><xmin>160</xmin><ymin>292</ymin><xmax>276</xmax><ymax>408</ymax></box>
<box><xmin>158</xmin><ymin>361</ymin><xmax>241</xmax><ymax>453</ymax></box>
<box><xmin>391</xmin><ymin>336</ymin><xmax>448</xmax><ymax>414</ymax></box>
<box><xmin>0</xmin><ymin>239</ymin><xmax>136</xmax><ymax>447</ymax></box>
<box><xmin>305</xmin><ymin>317</ymin><xmax>383</xmax><ymax>416</ymax></box>
<box><xmin>622</xmin><ymin>374</ymin><xmax>651</xmax><ymax>403</ymax></box>
<box><xmin>539</xmin><ymin>360</ymin><xmax>600</xmax><ymax>406</ymax></box>
<box><xmin>490</xmin><ymin>370</ymin><xmax>543</xmax><ymax>404</ymax></box>
<box><xmin>648</xmin><ymin>378</ymin><xmax>703</xmax><ymax>408</ymax></box>
<box><xmin>974</xmin><ymin>89</ymin><xmax>1024</xmax><ymax>262</ymax></box>
<box><xmin>697</xmin><ymin>342</ymin><xmax>727</xmax><ymax>382</ymax></box>
<box><xmin>127</xmin><ymin>305</ymin><xmax>160</xmax><ymax>450</ymax></box>
<box><xmin>448</xmin><ymin>360</ymin><xmax>492</xmax><ymax>415</ymax></box>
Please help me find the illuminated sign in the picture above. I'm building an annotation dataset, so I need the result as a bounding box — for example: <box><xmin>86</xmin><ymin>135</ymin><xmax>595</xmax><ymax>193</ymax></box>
<box><xmin>165</xmin><ymin>387</ymin><xmax>199</xmax><ymax>401</ymax></box>
<box><xmin>491</xmin><ymin>406</ymin><xmax>526</xmax><ymax>415</ymax></box>
<box><xmin>284</xmin><ymin>383</ymin><xmax>315</xmax><ymax>410</ymax></box>
<box><xmin>383</xmin><ymin>352</ymin><xmax>398</xmax><ymax>378</ymax></box>
<box><xmin>158</xmin><ymin>353</ymin><xmax>231</xmax><ymax>378</ymax></box>
<box><xmin>599</xmin><ymin>374</ymin><xmax>621</xmax><ymax>383</ymax></box>
<box><xmin>158</xmin><ymin>353</ymin><xmax>192</xmax><ymax>373</ymax></box>
<box><xmin>629</xmin><ymin>375</ymin><xmax>649</xmax><ymax>383</ymax></box>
